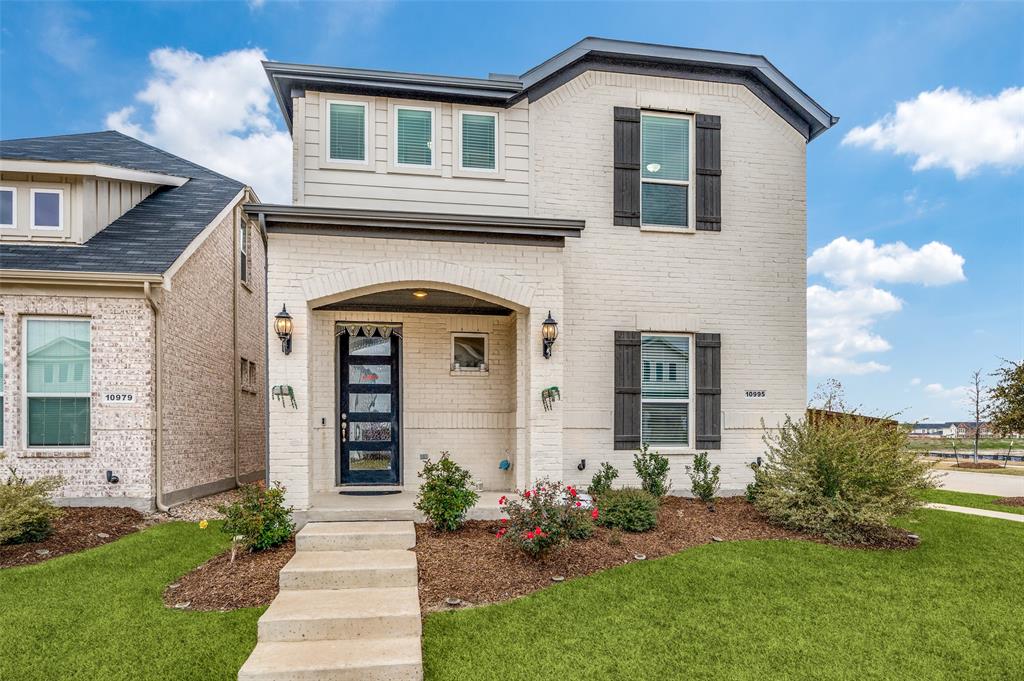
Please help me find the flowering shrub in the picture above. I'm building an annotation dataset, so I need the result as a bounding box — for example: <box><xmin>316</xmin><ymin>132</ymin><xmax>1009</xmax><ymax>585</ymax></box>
<box><xmin>497</xmin><ymin>478</ymin><xmax>595</xmax><ymax>557</ymax></box>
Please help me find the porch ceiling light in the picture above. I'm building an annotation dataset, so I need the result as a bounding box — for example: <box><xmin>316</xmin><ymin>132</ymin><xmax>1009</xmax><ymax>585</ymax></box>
<box><xmin>541</xmin><ymin>311</ymin><xmax>558</xmax><ymax>359</ymax></box>
<box><xmin>274</xmin><ymin>304</ymin><xmax>293</xmax><ymax>355</ymax></box>
<box><xmin>412</xmin><ymin>290</ymin><xmax>429</xmax><ymax>298</ymax></box>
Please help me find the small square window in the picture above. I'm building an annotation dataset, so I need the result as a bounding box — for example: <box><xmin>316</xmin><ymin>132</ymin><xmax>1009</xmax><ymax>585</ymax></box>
<box><xmin>452</xmin><ymin>333</ymin><xmax>487</xmax><ymax>372</ymax></box>
<box><xmin>0</xmin><ymin>188</ymin><xmax>15</xmax><ymax>228</ymax></box>
<box><xmin>31</xmin><ymin>189</ymin><xmax>63</xmax><ymax>231</ymax></box>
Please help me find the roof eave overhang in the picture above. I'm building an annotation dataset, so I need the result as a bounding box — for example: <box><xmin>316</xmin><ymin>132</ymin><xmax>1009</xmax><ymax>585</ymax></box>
<box><xmin>245</xmin><ymin>203</ymin><xmax>584</xmax><ymax>247</ymax></box>
<box><xmin>0</xmin><ymin>268</ymin><xmax>164</xmax><ymax>287</ymax></box>
<box><xmin>0</xmin><ymin>159</ymin><xmax>189</xmax><ymax>186</ymax></box>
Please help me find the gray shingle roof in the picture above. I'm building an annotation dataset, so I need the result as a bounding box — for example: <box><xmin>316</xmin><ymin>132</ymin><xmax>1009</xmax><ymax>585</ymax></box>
<box><xmin>0</xmin><ymin>131</ymin><xmax>244</xmax><ymax>275</ymax></box>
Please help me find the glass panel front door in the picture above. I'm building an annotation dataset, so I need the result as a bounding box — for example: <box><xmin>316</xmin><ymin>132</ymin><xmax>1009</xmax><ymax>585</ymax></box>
<box><xmin>338</xmin><ymin>329</ymin><xmax>400</xmax><ymax>484</ymax></box>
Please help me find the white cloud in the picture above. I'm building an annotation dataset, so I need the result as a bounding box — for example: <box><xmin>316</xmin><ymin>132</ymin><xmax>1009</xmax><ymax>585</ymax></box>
<box><xmin>843</xmin><ymin>86</ymin><xmax>1024</xmax><ymax>178</ymax></box>
<box><xmin>40</xmin><ymin>6</ymin><xmax>96</xmax><ymax>72</ymax></box>
<box><xmin>106</xmin><ymin>47</ymin><xmax>290</xmax><ymax>202</ymax></box>
<box><xmin>808</xmin><ymin>237</ymin><xmax>966</xmax><ymax>288</ymax></box>
<box><xmin>807</xmin><ymin>285</ymin><xmax>902</xmax><ymax>375</ymax></box>
<box><xmin>247</xmin><ymin>0</ymin><xmax>266</xmax><ymax>9</ymax></box>
<box><xmin>910</xmin><ymin>377</ymin><xmax>921</xmax><ymax>386</ymax></box>
<box><xmin>924</xmin><ymin>382</ymin><xmax>970</xmax><ymax>401</ymax></box>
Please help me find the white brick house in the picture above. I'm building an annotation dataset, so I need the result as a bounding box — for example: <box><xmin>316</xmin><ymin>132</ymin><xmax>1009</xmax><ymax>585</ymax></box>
<box><xmin>0</xmin><ymin>131</ymin><xmax>267</xmax><ymax>510</ymax></box>
<box><xmin>250</xmin><ymin>38</ymin><xmax>837</xmax><ymax>512</ymax></box>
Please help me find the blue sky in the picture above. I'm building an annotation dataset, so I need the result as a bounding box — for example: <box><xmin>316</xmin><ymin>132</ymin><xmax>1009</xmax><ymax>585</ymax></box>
<box><xmin>2</xmin><ymin>1</ymin><xmax>1021</xmax><ymax>421</ymax></box>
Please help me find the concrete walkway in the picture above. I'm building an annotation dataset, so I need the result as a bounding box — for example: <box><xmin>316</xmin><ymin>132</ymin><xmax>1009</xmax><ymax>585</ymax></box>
<box><xmin>925</xmin><ymin>503</ymin><xmax>1024</xmax><ymax>523</ymax></box>
<box><xmin>238</xmin><ymin>521</ymin><xmax>422</xmax><ymax>680</ymax></box>
<box><xmin>937</xmin><ymin>470</ymin><xmax>1024</xmax><ymax>496</ymax></box>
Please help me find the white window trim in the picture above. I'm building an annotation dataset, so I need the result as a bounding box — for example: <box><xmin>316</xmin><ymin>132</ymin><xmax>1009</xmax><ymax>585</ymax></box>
<box><xmin>639</xmin><ymin>112</ymin><xmax>696</xmax><ymax>232</ymax></box>
<box><xmin>451</xmin><ymin>332</ymin><xmax>489</xmax><ymax>374</ymax></box>
<box><xmin>0</xmin><ymin>187</ymin><xmax>16</xmax><ymax>229</ymax></box>
<box><xmin>319</xmin><ymin>95</ymin><xmax>375</xmax><ymax>171</ymax></box>
<box><xmin>640</xmin><ymin>332</ymin><xmax>694</xmax><ymax>452</ymax></box>
<box><xmin>22</xmin><ymin>316</ymin><xmax>92</xmax><ymax>451</ymax></box>
<box><xmin>239</xmin><ymin>218</ymin><xmax>251</xmax><ymax>286</ymax></box>
<box><xmin>326</xmin><ymin>99</ymin><xmax>371</xmax><ymax>165</ymax></box>
<box><xmin>392</xmin><ymin>104</ymin><xmax>437</xmax><ymax>170</ymax></box>
<box><xmin>30</xmin><ymin>188</ymin><xmax>64</xmax><ymax>231</ymax></box>
<box><xmin>456</xmin><ymin>110</ymin><xmax>500</xmax><ymax>174</ymax></box>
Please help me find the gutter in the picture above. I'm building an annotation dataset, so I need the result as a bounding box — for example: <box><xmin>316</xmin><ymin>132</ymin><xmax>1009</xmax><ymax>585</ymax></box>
<box><xmin>143</xmin><ymin>281</ymin><xmax>169</xmax><ymax>513</ymax></box>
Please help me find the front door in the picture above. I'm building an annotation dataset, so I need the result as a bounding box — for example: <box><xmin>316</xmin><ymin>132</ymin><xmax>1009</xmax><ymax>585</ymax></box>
<box><xmin>338</xmin><ymin>330</ymin><xmax>401</xmax><ymax>485</ymax></box>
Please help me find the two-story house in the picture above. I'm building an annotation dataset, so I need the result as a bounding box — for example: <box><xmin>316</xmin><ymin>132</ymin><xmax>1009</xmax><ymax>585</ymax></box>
<box><xmin>0</xmin><ymin>131</ymin><xmax>267</xmax><ymax>510</ymax></box>
<box><xmin>248</xmin><ymin>38</ymin><xmax>837</xmax><ymax>515</ymax></box>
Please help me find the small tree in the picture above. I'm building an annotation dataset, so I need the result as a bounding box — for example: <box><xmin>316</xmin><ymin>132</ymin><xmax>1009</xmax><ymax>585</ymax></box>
<box><xmin>689</xmin><ymin>452</ymin><xmax>721</xmax><ymax>508</ymax></box>
<box><xmin>633</xmin><ymin>444</ymin><xmax>671</xmax><ymax>498</ymax></box>
<box><xmin>965</xmin><ymin>369</ymin><xmax>990</xmax><ymax>463</ymax></box>
<box><xmin>989</xmin><ymin>359</ymin><xmax>1024</xmax><ymax>440</ymax></box>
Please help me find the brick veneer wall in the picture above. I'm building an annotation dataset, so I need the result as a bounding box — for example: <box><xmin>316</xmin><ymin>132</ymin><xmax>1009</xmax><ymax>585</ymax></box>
<box><xmin>0</xmin><ymin>293</ymin><xmax>156</xmax><ymax>509</ymax></box>
<box><xmin>161</xmin><ymin>208</ymin><xmax>267</xmax><ymax>502</ymax></box>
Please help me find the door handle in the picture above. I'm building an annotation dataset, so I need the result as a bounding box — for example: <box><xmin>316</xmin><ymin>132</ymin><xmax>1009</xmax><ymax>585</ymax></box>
<box><xmin>341</xmin><ymin>414</ymin><xmax>347</xmax><ymax>442</ymax></box>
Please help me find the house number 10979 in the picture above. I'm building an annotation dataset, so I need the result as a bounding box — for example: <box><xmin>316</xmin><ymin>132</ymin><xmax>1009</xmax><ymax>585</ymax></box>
<box><xmin>103</xmin><ymin>393</ymin><xmax>136</xmax><ymax>405</ymax></box>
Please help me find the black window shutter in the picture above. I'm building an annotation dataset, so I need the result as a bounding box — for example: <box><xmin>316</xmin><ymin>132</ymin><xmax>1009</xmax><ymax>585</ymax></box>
<box><xmin>613</xmin><ymin>107</ymin><xmax>641</xmax><ymax>227</ymax></box>
<box><xmin>614</xmin><ymin>331</ymin><xmax>641</xmax><ymax>450</ymax></box>
<box><xmin>695</xmin><ymin>114</ymin><xmax>722</xmax><ymax>232</ymax></box>
<box><xmin>695</xmin><ymin>333</ymin><xmax>722</xmax><ymax>449</ymax></box>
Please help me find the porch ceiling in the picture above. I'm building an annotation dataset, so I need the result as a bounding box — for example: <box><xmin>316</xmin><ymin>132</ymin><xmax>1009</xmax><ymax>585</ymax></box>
<box><xmin>314</xmin><ymin>288</ymin><xmax>513</xmax><ymax>316</ymax></box>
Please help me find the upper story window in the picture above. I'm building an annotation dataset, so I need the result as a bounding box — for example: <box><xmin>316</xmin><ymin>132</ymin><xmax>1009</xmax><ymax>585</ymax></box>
<box><xmin>640</xmin><ymin>113</ymin><xmax>693</xmax><ymax>229</ymax></box>
<box><xmin>328</xmin><ymin>101</ymin><xmax>368</xmax><ymax>163</ymax></box>
<box><xmin>640</xmin><ymin>334</ymin><xmax>691</xmax><ymax>448</ymax></box>
<box><xmin>30</xmin><ymin>189</ymin><xmax>64</xmax><ymax>231</ymax></box>
<box><xmin>0</xmin><ymin>188</ymin><xmax>15</xmax><ymax>229</ymax></box>
<box><xmin>395</xmin><ymin>106</ymin><xmax>434</xmax><ymax>167</ymax></box>
<box><xmin>458</xmin><ymin>111</ymin><xmax>497</xmax><ymax>172</ymax></box>
<box><xmin>239</xmin><ymin>218</ymin><xmax>250</xmax><ymax>285</ymax></box>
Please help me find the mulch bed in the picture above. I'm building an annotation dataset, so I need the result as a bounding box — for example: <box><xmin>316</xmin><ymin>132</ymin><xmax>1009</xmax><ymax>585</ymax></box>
<box><xmin>414</xmin><ymin>496</ymin><xmax>917</xmax><ymax>612</ymax></box>
<box><xmin>163</xmin><ymin>539</ymin><xmax>295</xmax><ymax>611</ymax></box>
<box><xmin>994</xmin><ymin>497</ymin><xmax>1024</xmax><ymax>508</ymax></box>
<box><xmin>0</xmin><ymin>507</ymin><xmax>148</xmax><ymax>569</ymax></box>
<box><xmin>954</xmin><ymin>462</ymin><xmax>1003</xmax><ymax>470</ymax></box>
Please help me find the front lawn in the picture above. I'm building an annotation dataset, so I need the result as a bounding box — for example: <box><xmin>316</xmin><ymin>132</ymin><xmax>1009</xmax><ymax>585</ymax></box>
<box><xmin>424</xmin><ymin>509</ymin><xmax>1024</xmax><ymax>680</ymax></box>
<box><xmin>918</xmin><ymin>488</ymin><xmax>1024</xmax><ymax>515</ymax></box>
<box><xmin>0</xmin><ymin>521</ymin><xmax>261</xmax><ymax>681</ymax></box>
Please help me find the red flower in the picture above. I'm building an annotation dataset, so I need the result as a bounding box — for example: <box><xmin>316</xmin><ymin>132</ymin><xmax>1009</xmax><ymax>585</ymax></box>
<box><xmin>526</xmin><ymin>531</ymin><xmax>535</xmax><ymax>540</ymax></box>
<box><xmin>498</xmin><ymin>495</ymin><xmax>506</xmax><ymax>505</ymax></box>
<box><xmin>496</xmin><ymin>528</ymin><xmax>507</xmax><ymax>538</ymax></box>
<box><xmin>501</xmin><ymin>518</ymin><xmax>507</xmax><ymax>524</ymax></box>
<box><xmin>575</xmin><ymin>501</ymin><xmax>582</xmax><ymax>507</ymax></box>
<box><xmin>524</xmin><ymin>490</ymin><xmax>532</xmax><ymax>499</ymax></box>
<box><xmin>591</xmin><ymin>508</ymin><xmax>599</xmax><ymax>520</ymax></box>
<box><xmin>567</xmin><ymin>486</ymin><xmax>577</xmax><ymax>497</ymax></box>
<box><xmin>534</xmin><ymin>526</ymin><xmax>543</xmax><ymax>534</ymax></box>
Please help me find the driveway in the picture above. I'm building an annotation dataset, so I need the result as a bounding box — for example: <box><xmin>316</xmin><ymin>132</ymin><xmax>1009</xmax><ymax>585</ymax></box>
<box><xmin>937</xmin><ymin>470</ymin><xmax>1024</xmax><ymax>496</ymax></box>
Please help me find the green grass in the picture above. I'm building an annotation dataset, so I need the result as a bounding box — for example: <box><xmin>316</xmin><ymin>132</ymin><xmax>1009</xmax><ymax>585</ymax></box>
<box><xmin>423</xmin><ymin>510</ymin><xmax>1024</xmax><ymax>680</ymax></box>
<box><xmin>904</xmin><ymin>437</ymin><xmax>1019</xmax><ymax>453</ymax></box>
<box><xmin>918</xmin><ymin>488</ymin><xmax>1024</xmax><ymax>515</ymax></box>
<box><xmin>0</xmin><ymin>521</ymin><xmax>261</xmax><ymax>681</ymax></box>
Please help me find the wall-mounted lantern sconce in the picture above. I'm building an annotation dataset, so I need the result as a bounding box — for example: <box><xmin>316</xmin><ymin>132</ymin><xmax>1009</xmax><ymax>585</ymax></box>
<box><xmin>541</xmin><ymin>311</ymin><xmax>558</xmax><ymax>359</ymax></box>
<box><xmin>274</xmin><ymin>304</ymin><xmax>293</xmax><ymax>355</ymax></box>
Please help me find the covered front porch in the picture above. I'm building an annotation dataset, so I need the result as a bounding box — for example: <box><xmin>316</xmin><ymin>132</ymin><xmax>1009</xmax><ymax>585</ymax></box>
<box><xmin>297</xmin><ymin>490</ymin><xmax>510</xmax><ymax>525</ymax></box>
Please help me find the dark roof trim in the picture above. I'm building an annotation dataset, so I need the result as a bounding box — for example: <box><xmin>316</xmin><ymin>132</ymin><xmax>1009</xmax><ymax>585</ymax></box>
<box><xmin>245</xmin><ymin>204</ymin><xmax>584</xmax><ymax>248</ymax></box>
<box><xmin>266</xmin><ymin>37</ymin><xmax>837</xmax><ymax>141</ymax></box>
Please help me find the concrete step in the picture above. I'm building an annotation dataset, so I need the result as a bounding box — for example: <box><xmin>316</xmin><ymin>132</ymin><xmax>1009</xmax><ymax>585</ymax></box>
<box><xmin>258</xmin><ymin>587</ymin><xmax>421</xmax><ymax>642</ymax></box>
<box><xmin>299</xmin><ymin>508</ymin><xmax>418</xmax><ymax>524</ymax></box>
<box><xmin>279</xmin><ymin>550</ymin><xmax>417</xmax><ymax>590</ymax></box>
<box><xmin>238</xmin><ymin>637</ymin><xmax>422</xmax><ymax>681</ymax></box>
<box><xmin>296</xmin><ymin>521</ymin><xmax>416</xmax><ymax>552</ymax></box>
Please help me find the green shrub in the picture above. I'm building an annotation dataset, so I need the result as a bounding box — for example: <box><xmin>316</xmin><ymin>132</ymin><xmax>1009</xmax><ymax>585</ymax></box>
<box><xmin>0</xmin><ymin>457</ymin><xmax>64</xmax><ymax>545</ymax></box>
<box><xmin>596</xmin><ymin>488</ymin><xmax>659</xmax><ymax>532</ymax></box>
<box><xmin>689</xmin><ymin>451</ymin><xmax>721</xmax><ymax>505</ymax></box>
<box><xmin>744</xmin><ymin>462</ymin><xmax>763</xmax><ymax>502</ymax></box>
<box><xmin>587</xmin><ymin>462</ymin><xmax>619</xmax><ymax>498</ymax></box>
<box><xmin>414</xmin><ymin>452</ymin><xmax>479</xmax><ymax>532</ymax></box>
<box><xmin>633</xmin><ymin>444</ymin><xmax>671</xmax><ymax>498</ymax></box>
<box><xmin>498</xmin><ymin>479</ymin><xmax>595</xmax><ymax>556</ymax></box>
<box><xmin>754</xmin><ymin>412</ymin><xmax>936</xmax><ymax>543</ymax></box>
<box><xmin>217</xmin><ymin>482</ymin><xmax>294</xmax><ymax>551</ymax></box>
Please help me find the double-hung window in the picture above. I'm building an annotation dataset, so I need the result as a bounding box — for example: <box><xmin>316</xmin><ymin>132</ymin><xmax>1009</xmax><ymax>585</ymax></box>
<box><xmin>25</xmin><ymin>319</ymin><xmax>91</xmax><ymax>448</ymax></box>
<box><xmin>30</xmin><ymin>189</ymin><xmax>63</xmax><ymax>231</ymax></box>
<box><xmin>0</xmin><ymin>187</ymin><xmax>15</xmax><ymax>229</ymax></box>
<box><xmin>640</xmin><ymin>113</ymin><xmax>693</xmax><ymax>229</ymax></box>
<box><xmin>459</xmin><ymin>111</ymin><xmax>497</xmax><ymax>172</ymax></box>
<box><xmin>640</xmin><ymin>334</ymin><xmax>691</xmax><ymax>448</ymax></box>
<box><xmin>395</xmin><ymin>106</ymin><xmax>434</xmax><ymax>167</ymax></box>
<box><xmin>239</xmin><ymin>219</ymin><xmax>250</xmax><ymax>284</ymax></box>
<box><xmin>328</xmin><ymin>101</ymin><xmax>368</xmax><ymax>163</ymax></box>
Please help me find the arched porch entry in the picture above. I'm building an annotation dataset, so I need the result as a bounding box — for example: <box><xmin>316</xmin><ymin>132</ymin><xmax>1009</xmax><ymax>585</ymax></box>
<box><xmin>300</xmin><ymin>260</ymin><xmax>556</xmax><ymax>497</ymax></box>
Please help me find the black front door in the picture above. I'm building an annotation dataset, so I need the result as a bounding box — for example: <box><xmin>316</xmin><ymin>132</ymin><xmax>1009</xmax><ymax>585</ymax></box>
<box><xmin>338</xmin><ymin>329</ymin><xmax>401</xmax><ymax>485</ymax></box>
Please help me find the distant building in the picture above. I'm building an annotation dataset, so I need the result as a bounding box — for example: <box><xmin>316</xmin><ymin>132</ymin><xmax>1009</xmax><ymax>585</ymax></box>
<box><xmin>909</xmin><ymin>423</ymin><xmax>958</xmax><ymax>438</ymax></box>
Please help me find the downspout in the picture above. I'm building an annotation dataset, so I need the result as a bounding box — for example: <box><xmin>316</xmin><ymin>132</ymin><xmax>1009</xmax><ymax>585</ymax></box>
<box><xmin>144</xmin><ymin>281</ymin><xmax>169</xmax><ymax>513</ymax></box>
<box><xmin>232</xmin><ymin>207</ymin><xmax>241</xmax><ymax>487</ymax></box>
<box><xmin>261</xmin><ymin>212</ymin><xmax>271</xmax><ymax>487</ymax></box>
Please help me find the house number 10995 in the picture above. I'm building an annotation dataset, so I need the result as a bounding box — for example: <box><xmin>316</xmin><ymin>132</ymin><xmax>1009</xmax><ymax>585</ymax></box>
<box><xmin>744</xmin><ymin>390</ymin><xmax>767</xmax><ymax>399</ymax></box>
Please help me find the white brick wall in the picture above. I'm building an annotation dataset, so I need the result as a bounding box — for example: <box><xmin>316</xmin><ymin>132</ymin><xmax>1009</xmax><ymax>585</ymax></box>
<box><xmin>274</xmin><ymin>69</ymin><xmax>809</xmax><ymax>503</ymax></box>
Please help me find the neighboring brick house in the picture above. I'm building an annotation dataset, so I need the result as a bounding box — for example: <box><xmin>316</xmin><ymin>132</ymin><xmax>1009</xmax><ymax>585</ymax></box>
<box><xmin>250</xmin><ymin>37</ymin><xmax>837</xmax><ymax>511</ymax></box>
<box><xmin>0</xmin><ymin>131</ymin><xmax>267</xmax><ymax>510</ymax></box>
